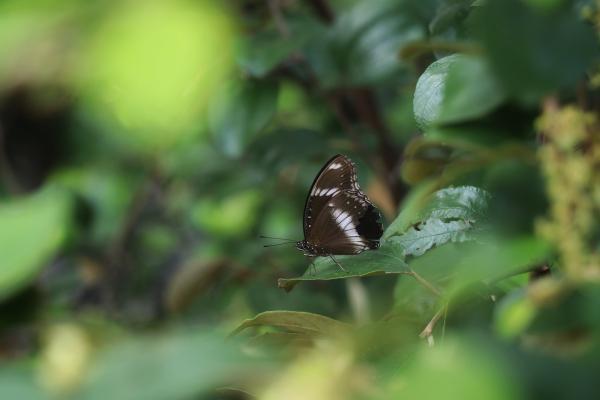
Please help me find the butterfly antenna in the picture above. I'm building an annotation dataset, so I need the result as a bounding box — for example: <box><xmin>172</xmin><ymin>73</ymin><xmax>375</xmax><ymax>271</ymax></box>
<box><xmin>263</xmin><ymin>242</ymin><xmax>295</xmax><ymax>248</ymax></box>
<box><xmin>259</xmin><ymin>235</ymin><xmax>295</xmax><ymax>241</ymax></box>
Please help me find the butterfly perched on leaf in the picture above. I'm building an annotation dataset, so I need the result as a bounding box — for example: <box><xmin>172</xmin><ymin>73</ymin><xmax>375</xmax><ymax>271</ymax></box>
<box><xmin>294</xmin><ymin>154</ymin><xmax>383</xmax><ymax>269</ymax></box>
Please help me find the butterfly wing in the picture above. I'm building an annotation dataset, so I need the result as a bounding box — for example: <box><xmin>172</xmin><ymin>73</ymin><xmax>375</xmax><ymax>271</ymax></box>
<box><xmin>307</xmin><ymin>190</ymin><xmax>383</xmax><ymax>255</ymax></box>
<box><xmin>303</xmin><ymin>154</ymin><xmax>359</xmax><ymax>239</ymax></box>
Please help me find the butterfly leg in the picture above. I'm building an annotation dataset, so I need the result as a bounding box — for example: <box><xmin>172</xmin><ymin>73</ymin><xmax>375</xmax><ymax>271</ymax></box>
<box><xmin>307</xmin><ymin>256</ymin><xmax>316</xmax><ymax>276</ymax></box>
<box><xmin>329</xmin><ymin>255</ymin><xmax>347</xmax><ymax>273</ymax></box>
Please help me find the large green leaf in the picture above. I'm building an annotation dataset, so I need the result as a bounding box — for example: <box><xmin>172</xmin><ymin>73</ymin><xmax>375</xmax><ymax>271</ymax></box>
<box><xmin>278</xmin><ymin>240</ymin><xmax>407</xmax><ymax>291</ymax></box>
<box><xmin>437</xmin><ymin>55</ymin><xmax>506</xmax><ymax>124</ymax></box>
<box><xmin>231</xmin><ymin>311</ymin><xmax>350</xmax><ymax>337</ymax></box>
<box><xmin>413</xmin><ymin>54</ymin><xmax>506</xmax><ymax>129</ymax></box>
<box><xmin>386</xmin><ymin>337</ymin><xmax>522</xmax><ymax>400</ymax></box>
<box><xmin>79</xmin><ymin>331</ymin><xmax>248</xmax><ymax>400</ymax></box>
<box><xmin>0</xmin><ymin>187</ymin><xmax>73</xmax><ymax>301</ymax></box>
<box><xmin>413</xmin><ymin>55</ymin><xmax>450</xmax><ymax>130</ymax></box>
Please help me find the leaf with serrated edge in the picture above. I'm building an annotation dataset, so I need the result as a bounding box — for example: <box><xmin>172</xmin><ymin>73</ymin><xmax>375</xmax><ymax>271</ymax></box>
<box><xmin>391</xmin><ymin>219</ymin><xmax>472</xmax><ymax>257</ymax></box>
<box><xmin>420</xmin><ymin>186</ymin><xmax>490</xmax><ymax>221</ymax></box>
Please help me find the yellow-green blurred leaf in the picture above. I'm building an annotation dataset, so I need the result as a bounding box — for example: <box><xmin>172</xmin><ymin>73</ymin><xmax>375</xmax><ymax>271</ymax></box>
<box><xmin>191</xmin><ymin>190</ymin><xmax>262</xmax><ymax>236</ymax></box>
<box><xmin>75</xmin><ymin>0</ymin><xmax>236</xmax><ymax>152</ymax></box>
<box><xmin>0</xmin><ymin>186</ymin><xmax>73</xmax><ymax>301</ymax></box>
<box><xmin>495</xmin><ymin>289</ymin><xmax>537</xmax><ymax>338</ymax></box>
<box><xmin>386</xmin><ymin>337</ymin><xmax>522</xmax><ymax>400</ymax></box>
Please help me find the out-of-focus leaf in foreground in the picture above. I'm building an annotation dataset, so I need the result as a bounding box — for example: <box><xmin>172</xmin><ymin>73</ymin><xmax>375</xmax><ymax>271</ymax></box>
<box><xmin>0</xmin><ymin>186</ymin><xmax>73</xmax><ymax>301</ymax></box>
<box><xmin>385</xmin><ymin>337</ymin><xmax>522</xmax><ymax>400</ymax></box>
<box><xmin>79</xmin><ymin>331</ymin><xmax>250</xmax><ymax>400</ymax></box>
<box><xmin>0</xmin><ymin>368</ymin><xmax>45</xmax><ymax>400</ymax></box>
<box><xmin>231</xmin><ymin>310</ymin><xmax>350</xmax><ymax>338</ymax></box>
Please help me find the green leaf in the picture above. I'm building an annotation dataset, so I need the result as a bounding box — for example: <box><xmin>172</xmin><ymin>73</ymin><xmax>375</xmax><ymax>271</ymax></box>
<box><xmin>413</xmin><ymin>54</ymin><xmax>506</xmax><ymax>130</ymax></box>
<box><xmin>0</xmin><ymin>368</ymin><xmax>45</xmax><ymax>400</ymax></box>
<box><xmin>209</xmin><ymin>80</ymin><xmax>278</xmax><ymax>158</ymax></box>
<box><xmin>471</xmin><ymin>0</ymin><xmax>598</xmax><ymax>102</ymax></box>
<box><xmin>236</xmin><ymin>18</ymin><xmax>320</xmax><ymax>77</ymax></box>
<box><xmin>384</xmin><ymin>185</ymin><xmax>490</xmax><ymax>239</ymax></box>
<box><xmin>306</xmin><ymin>0</ymin><xmax>431</xmax><ymax>86</ymax></box>
<box><xmin>231</xmin><ymin>311</ymin><xmax>350</xmax><ymax>337</ymax></box>
<box><xmin>80</xmin><ymin>331</ymin><xmax>247</xmax><ymax>400</ymax></box>
<box><xmin>76</xmin><ymin>1</ymin><xmax>236</xmax><ymax>151</ymax></box>
<box><xmin>390</xmin><ymin>218</ymin><xmax>473</xmax><ymax>257</ymax></box>
<box><xmin>278</xmin><ymin>240</ymin><xmax>407</xmax><ymax>291</ymax></box>
<box><xmin>494</xmin><ymin>289</ymin><xmax>537</xmax><ymax>338</ymax></box>
<box><xmin>0</xmin><ymin>187</ymin><xmax>73</xmax><ymax>301</ymax></box>
<box><xmin>444</xmin><ymin>235</ymin><xmax>552</xmax><ymax>300</ymax></box>
<box><xmin>419</xmin><ymin>186</ymin><xmax>490</xmax><ymax>221</ymax></box>
<box><xmin>389</xmin><ymin>337</ymin><xmax>522</xmax><ymax>400</ymax></box>
<box><xmin>191</xmin><ymin>190</ymin><xmax>262</xmax><ymax>237</ymax></box>
<box><xmin>237</xmin><ymin>31</ymin><xmax>301</xmax><ymax>78</ymax></box>
<box><xmin>383</xmin><ymin>180</ymin><xmax>439</xmax><ymax>239</ymax></box>
<box><xmin>437</xmin><ymin>55</ymin><xmax>506</xmax><ymax>124</ymax></box>
<box><xmin>413</xmin><ymin>55</ymin><xmax>450</xmax><ymax>130</ymax></box>
<box><xmin>52</xmin><ymin>167</ymin><xmax>136</xmax><ymax>246</ymax></box>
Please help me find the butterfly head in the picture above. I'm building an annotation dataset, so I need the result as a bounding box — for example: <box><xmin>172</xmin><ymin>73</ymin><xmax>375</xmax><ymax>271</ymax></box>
<box><xmin>295</xmin><ymin>240</ymin><xmax>308</xmax><ymax>252</ymax></box>
<box><xmin>295</xmin><ymin>240</ymin><xmax>316</xmax><ymax>256</ymax></box>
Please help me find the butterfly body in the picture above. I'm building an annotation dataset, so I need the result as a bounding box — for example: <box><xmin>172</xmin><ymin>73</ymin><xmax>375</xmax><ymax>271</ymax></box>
<box><xmin>297</xmin><ymin>154</ymin><xmax>383</xmax><ymax>258</ymax></box>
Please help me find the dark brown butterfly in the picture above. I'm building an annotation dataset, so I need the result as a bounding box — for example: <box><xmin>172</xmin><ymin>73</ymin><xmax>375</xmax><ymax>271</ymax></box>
<box><xmin>295</xmin><ymin>154</ymin><xmax>383</xmax><ymax>270</ymax></box>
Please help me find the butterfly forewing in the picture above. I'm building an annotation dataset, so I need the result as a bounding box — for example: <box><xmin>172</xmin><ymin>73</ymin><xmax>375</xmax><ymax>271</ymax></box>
<box><xmin>301</xmin><ymin>154</ymin><xmax>383</xmax><ymax>256</ymax></box>
<box><xmin>303</xmin><ymin>155</ymin><xmax>359</xmax><ymax>238</ymax></box>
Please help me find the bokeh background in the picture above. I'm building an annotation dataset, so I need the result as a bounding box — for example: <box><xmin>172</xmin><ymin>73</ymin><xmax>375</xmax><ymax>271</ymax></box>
<box><xmin>1</xmin><ymin>0</ymin><xmax>600</xmax><ymax>399</ymax></box>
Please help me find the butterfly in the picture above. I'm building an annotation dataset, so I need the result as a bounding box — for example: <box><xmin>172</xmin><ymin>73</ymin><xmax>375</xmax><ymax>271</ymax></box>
<box><xmin>294</xmin><ymin>154</ymin><xmax>383</xmax><ymax>271</ymax></box>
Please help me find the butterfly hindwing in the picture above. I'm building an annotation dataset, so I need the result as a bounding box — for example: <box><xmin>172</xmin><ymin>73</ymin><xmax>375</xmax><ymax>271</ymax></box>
<box><xmin>300</xmin><ymin>154</ymin><xmax>383</xmax><ymax>256</ymax></box>
<box><xmin>307</xmin><ymin>191</ymin><xmax>382</xmax><ymax>255</ymax></box>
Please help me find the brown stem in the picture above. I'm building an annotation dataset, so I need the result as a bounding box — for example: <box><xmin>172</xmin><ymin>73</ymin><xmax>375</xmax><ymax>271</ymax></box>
<box><xmin>408</xmin><ymin>269</ymin><xmax>442</xmax><ymax>297</ymax></box>
<box><xmin>419</xmin><ymin>306</ymin><xmax>445</xmax><ymax>341</ymax></box>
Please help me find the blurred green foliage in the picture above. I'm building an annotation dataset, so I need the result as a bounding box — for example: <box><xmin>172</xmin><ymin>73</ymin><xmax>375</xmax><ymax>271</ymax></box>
<box><xmin>0</xmin><ymin>0</ymin><xmax>599</xmax><ymax>399</ymax></box>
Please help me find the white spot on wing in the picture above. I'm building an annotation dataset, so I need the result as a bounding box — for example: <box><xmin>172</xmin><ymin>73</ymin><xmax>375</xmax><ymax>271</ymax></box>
<box><xmin>314</xmin><ymin>188</ymin><xmax>339</xmax><ymax>197</ymax></box>
<box><xmin>328</xmin><ymin>162</ymin><xmax>342</xmax><ymax>170</ymax></box>
<box><xmin>331</xmin><ymin>208</ymin><xmax>366</xmax><ymax>246</ymax></box>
